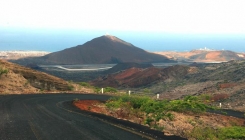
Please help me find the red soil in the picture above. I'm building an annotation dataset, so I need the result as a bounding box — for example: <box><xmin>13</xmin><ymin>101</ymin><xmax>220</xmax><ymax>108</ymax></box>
<box><xmin>114</xmin><ymin>68</ymin><xmax>142</xmax><ymax>80</ymax></box>
<box><xmin>73</xmin><ymin>100</ymin><xmax>106</xmax><ymax>114</ymax></box>
<box><xmin>205</xmin><ymin>51</ymin><xmax>223</xmax><ymax>60</ymax></box>
<box><xmin>211</xmin><ymin>94</ymin><xmax>229</xmax><ymax>101</ymax></box>
<box><xmin>219</xmin><ymin>83</ymin><xmax>237</xmax><ymax>89</ymax></box>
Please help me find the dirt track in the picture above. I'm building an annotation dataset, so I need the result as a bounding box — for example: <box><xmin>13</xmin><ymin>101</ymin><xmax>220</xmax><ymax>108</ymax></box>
<box><xmin>0</xmin><ymin>94</ymin><xmax>186</xmax><ymax>140</ymax></box>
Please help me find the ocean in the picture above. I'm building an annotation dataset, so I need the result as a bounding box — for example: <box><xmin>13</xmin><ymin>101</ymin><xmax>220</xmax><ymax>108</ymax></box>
<box><xmin>0</xmin><ymin>29</ymin><xmax>244</xmax><ymax>52</ymax></box>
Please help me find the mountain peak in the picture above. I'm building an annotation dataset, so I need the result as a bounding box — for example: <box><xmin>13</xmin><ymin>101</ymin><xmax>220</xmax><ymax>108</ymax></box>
<box><xmin>101</xmin><ymin>35</ymin><xmax>132</xmax><ymax>46</ymax></box>
<box><xmin>103</xmin><ymin>34</ymin><xmax>118</xmax><ymax>40</ymax></box>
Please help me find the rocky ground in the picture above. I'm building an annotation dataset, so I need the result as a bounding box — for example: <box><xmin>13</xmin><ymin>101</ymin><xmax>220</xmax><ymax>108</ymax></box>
<box><xmin>0</xmin><ymin>59</ymin><xmax>93</xmax><ymax>94</ymax></box>
<box><xmin>74</xmin><ymin>100</ymin><xmax>245</xmax><ymax>139</ymax></box>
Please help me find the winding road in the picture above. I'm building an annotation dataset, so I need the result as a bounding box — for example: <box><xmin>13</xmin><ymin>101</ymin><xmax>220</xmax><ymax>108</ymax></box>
<box><xmin>0</xmin><ymin>94</ymin><xmax>186</xmax><ymax>140</ymax></box>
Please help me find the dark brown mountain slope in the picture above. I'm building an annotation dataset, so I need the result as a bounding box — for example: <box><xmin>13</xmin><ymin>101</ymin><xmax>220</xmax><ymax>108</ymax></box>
<box><xmin>14</xmin><ymin>35</ymin><xmax>174</xmax><ymax>65</ymax></box>
<box><xmin>103</xmin><ymin>62</ymin><xmax>153</xmax><ymax>74</ymax></box>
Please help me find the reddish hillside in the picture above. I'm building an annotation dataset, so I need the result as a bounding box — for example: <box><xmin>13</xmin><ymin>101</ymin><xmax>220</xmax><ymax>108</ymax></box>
<box><xmin>15</xmin><ymin>35</ymin><xmax>173</xmax><ymax>65</ymax></box>
<box><xmin>91</xmin><ymin>65</ymin><xmax>190</xmax><ymax>88</ymax></box>
<box><xmin>189</xmin><ymin>50</ymin><xmax>244</xmax><ymax>62</ymax></box>
<box><xmin>155</xmin><ymin>50</ymin><xmax>245</xmax><ymax>62</ymax></box>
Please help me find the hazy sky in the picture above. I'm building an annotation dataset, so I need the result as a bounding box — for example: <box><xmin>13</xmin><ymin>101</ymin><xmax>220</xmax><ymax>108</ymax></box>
<box><xmin>0</xmin><ymin>0</ymin><xmax>244</xmax><ymax>52</ymax></box>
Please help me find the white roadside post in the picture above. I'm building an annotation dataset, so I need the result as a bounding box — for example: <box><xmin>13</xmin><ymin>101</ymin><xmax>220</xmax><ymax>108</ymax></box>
<box><xmin>128</xmin><ymin>90</ymin><xmax>131</xmax><ymax>96</ymax></box>
<box><xmin>157</xmin><ymin>94</ymin><xmax>159</xmax><ymax>99</ymax></box>
<box><xmin>101</xmin><ymin>88</ymin><xmax>104</xmax><ymax>94</ymax></box>
<box><xmin>219</xmin><ymin>103</ymin><xmax>222</xmax><ymax>108</ymax></box>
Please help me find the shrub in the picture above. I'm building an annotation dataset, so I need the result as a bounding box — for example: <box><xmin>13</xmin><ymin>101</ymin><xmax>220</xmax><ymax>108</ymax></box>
<box><xmin>187</xmin><ymin>126</ymin><xmax>245</xmax><ymax>140</ymax></box>
<box><xmin>144</xmin><ymin>117</ymin><xmax>154</xmax><ymax>125</ymax></box>
<box><xmin>169</xmin><ymin>95</ymin><xmax>213</xmax><ymax>113</ymax></box>
<box><xmin>198</xmin><ymin>94</ymin><xmax>211</xmax><ymax>102</ymax></box>
<box><xmin>104</xmin><ymin>87</ymin><xmax>117</xmax><ymax>93</ymax></box>
<box><xmin>79</xmin><ymin>82</ymin><xmax>91</xmax><ymax>87</ymax></box>
<box><xmin>68</xmin><ymin>85</ymin><xmax>74</xmax><ymax>91</ymax></box>
<box><xmin>125</xmin><ymin>96</ymin><xmax>150</xmax><ymax>109</ymax></box>
<box><xmin>105</xmin><ymin>97</ymin><xmax>123</xmax><ymax>109</ymax></box>
<box><xmin>0</xmin><ymin>66</ymin><xmax>8</xmax><ymax>77</ymax></box>
<box><xmin>219</xmin><ymin>126</ymin><xmax>245</xmax><ymax>139</ymax></box>
<box><xmin>105</xmin><ymin>95</ymin><xmax>214</xmax><ymax>130</ymax></box>
<box><xmin>94</xmin><ymin>87</ymin><xmax>118</xmax><ymax>94</ymax></box>
<box><xmin>186</xmin><ymin>127</ymin><xmax>218</xmax><ymax>140</ymax></box>
<box><xmin>106</xmin><ymin>95</ymin><xmax>174</xmax><ymax>128</ymax></box>
<box><xmin>141</xmin><ymin>99</ymin><xmax>175</xmax><ymax>123</ymax></box>
<box><xmin>93</xmin><ymin>87</ymin><xmax>101</xmax><ymax>93</ymax></box>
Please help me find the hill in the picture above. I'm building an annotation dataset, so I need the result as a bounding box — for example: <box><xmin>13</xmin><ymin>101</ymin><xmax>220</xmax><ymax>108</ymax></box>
<box><xmin>0</xmin><ymin>60</ymin><xmax>92</xmax><ymax>94</ymax></box>
<box><xmin>91</xmin><ymin>60</ymin><xmax>245</xmax><ymax>112</ymax></box>
<box><xmin>91</xmin><ymin>65</ymin><xmax>190</xmax><ymax>88</ymax></box>
<box><xmin>0</xmin><ymin>51</ymin><xmax>50</xmax><ymax>60</ymax></box>
<box><xmin>103</xmin><ymin>62</ymin><xmax>153</xmax><ymax>74</ymax></box>
<box><xmin>154</xmin><ymin>49</ymin><xmax>245</xmax><ymax>62</ymax></box>
<box><xmin>14</xmin><ymin>35</ymin><xmax>174</xmax><ymax>65</ymax></box>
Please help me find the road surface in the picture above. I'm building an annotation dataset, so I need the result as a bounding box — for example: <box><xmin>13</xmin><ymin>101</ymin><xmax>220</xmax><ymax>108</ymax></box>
<box><xmin>0</xmin><ymin>94</ymin><xmax>186</xmax><ymax>140</ymax></box>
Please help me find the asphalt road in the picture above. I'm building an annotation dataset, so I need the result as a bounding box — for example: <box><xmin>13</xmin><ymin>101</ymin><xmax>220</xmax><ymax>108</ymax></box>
<box><xmin>0</xmin><ymin>94</ymin><xmax>186</xmax><ymax>140</ymax></box>
<box><xmin>208</xmin><ymin>109</ymin><xmax>245</xmax><ymax>119</ymax></box>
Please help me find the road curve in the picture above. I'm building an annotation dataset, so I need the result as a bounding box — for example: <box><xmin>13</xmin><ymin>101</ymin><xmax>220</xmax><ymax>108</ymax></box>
<box><xmin>0</xmin><ymin>94</ymin><xmax>186</xmax><ymax>140</ymax></box>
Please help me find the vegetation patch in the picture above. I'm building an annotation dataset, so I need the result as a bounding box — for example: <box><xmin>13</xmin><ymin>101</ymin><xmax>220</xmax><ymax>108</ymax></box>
<box><xmin>187</xmin><ymin>126</ymin><xmax>245</xmax><ymax>140</ymax></box>
<box><xmin>79</xmin><ymin>82</ymin><xmax>92</xmax><ymax>88</ymax></box>
<box><xmin>169</xmin><ymin>95</ymin><xmax>214</xmax><ymax>113</ymax></box>
<box><xmin>105</xmin><ymin>95</ymin><xmax>214</xmax><ymax>129</ymax></box>
<box><xmin>104</xmin><ymin>87</ymin><xmax>118</xmax><ymax>93</ymax></box>
<box><xmin>74</xmin><ymin>95</ymin><xmax>245</xmax><ymax>139</ymax></box>
<box><xmin>68</xmin><ymin>85</ymin><xmax>74</xmax><ymax>91</ymax></box>
<box><xmin>0</xmin><ymin>66</ymin><xmax>8</xmax><ymax>77</ymax></box>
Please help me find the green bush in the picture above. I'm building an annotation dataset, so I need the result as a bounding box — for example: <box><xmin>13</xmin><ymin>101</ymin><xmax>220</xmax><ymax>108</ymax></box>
<box><xmin>169</xmin><ymin>95</ymin><xmax>213</xmax><ymax>113</ymax></box>
<box><xmin>79</xmin><ymin>82</ymin><xmax>91</xmax><ymax>87</ymax></box>
<box><xmin>94</xmin><ymin>87</ymin><xmax>118</xmax><ymax>94</ymax></box>
<box><xmin>105</xmin><ymin>95</ymin><xmax>214</xmax><ymax>130</ymax></box>
<box><xmin>104</xmin><ymin>87</ymin><xmax>117</xmax><ymax>93</ymax></box>
<box><xmin>187</xmin><ymin>127</ymin><xmax>218</xmax><ymax>140</ymax></box>
<box><xmin>0</xmin><ymin>66</ymin><xmax>8</xmax><ymax>77</ymax></box>
<box><xmin>144</xmin><ymin>117</ymin><xmax>154</xmax><ymax>125</ymax></box>
<box><xmin>198</xmin><ymin>94</ymin><xmax>212</xmax><ymax>102</ymax></box>
<box><xmin>219</xmin><ymin>126</ymin><xmax>245</xmax><ymax>139</ymax></box>
<box><xmin>93</xmin><ymin>87</ymin><xmax>101</xmax><ymax>93</ymax></box>
<box><xmin>68</xmin><ymin>85</ymin><xmax>74</xmax><ymax>91</ymax></box>
<box><xmin>187</xmin><ymin>126</ymin><xmax>245</xmax><ymax>140</ymax></box>
<box><xmin>124</xmin><ymin>96</ymin><xmax>150</xmax><ymax>109</ymax></box>
<box><xmin>105</xmin><ymin>95</ymin><xmax>174</xmax><ymax>128</ymax></box>
<box><xmin>105</xmin><ymin>97</ymin><xmax>125</xmax><ymax>109</ymax></box>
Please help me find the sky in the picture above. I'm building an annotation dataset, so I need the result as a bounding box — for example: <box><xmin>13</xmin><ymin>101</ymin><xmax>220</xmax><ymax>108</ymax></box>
<box><xmin>0</xmin><ymin>0</ymin><xmax>244</xmax><ymax>52</ymax></box>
